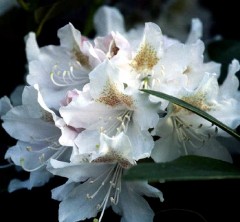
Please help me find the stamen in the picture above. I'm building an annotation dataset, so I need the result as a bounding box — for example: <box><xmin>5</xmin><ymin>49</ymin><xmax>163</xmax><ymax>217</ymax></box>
<box><xmin>0</xmin><ymin>162</ymin><xmax>14</xmax><ymax>169</ymax></box>
<box><xmin>39</xmin><ymin>153</ymin><xmax>45</xmax><ymax>163</ymax></box>
<box><xmin>87</xmin><ymin>165</ymin><xmax>115</xmax><ymax>186</ymax></box>
<box><xmin>86</xmin><ymin>164</ymin><xmax>123</xmax><ymax>222</ymax></box>
<box><xmin>20</xmin><ymin>158</ymin><xmax>45</xmax><ymax>172</ymax></box>
<box><xmin>50</xmin><ymin>64</ymin><xmax>87</xmax><ymax>87</ymax></box>
<box><xmin>172</xmin><ymin>116</ymin><xmax>218</xmax><ymax>153</ymax></box>
<box><xmin>87</xmin><ymin>181</ymin><xmax>106</xmax><ymax>199</ymax></box>
<box><xmin>51</xmin><ymin>146</ymin><xmax>68</xmax><ymax>159</ymax></box>
<box><xmin>101</xmin><ymin>110</ymin><xmax>133</xmax><ymax>137</ymax></box>
<box><xmin>19</xmin><ymin>146</ymin><xmax>67</xmax><ymax>172</ymax></box>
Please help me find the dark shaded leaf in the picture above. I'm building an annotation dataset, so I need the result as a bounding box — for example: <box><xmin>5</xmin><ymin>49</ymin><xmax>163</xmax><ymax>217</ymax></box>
<box><xmin>124</xmin><ymin>156</ymin><xmax>240</xmax><ymax>181</ymax></box>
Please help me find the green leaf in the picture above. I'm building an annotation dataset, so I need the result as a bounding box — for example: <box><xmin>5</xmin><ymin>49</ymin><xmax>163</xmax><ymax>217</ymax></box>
<box><xmin>17</xmin><ymin>0</ymin><xmax>40</xmax><ymax>11</ymax></box>
<box><xmin>124</xmin><ymin>156</ymin><xmax>240</xmax><ymax>181</ymax></box>
<box><xmin>141</xmin><ymin>89</ymin><xmax>240</xmax><ymax>141</ymax></box>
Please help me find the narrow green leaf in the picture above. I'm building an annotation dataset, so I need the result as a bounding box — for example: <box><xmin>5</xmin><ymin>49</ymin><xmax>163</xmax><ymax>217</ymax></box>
<box><xmin>141</xmin><ymin>89</ymin><xmax>240</xmax><ymax>141</ymax></box>
<box><xmin>17</xmin><ymin>0</ymin><xmax>40</xmax><ymax>11</ymax></box>
<box><xmin>124</xmin><ymin>156</ymin><xmax>240</xmax><ymax>181</ymax></box>
<box><xmin>17</xmin><ymin>0</ymin><xmax>31</xmax><ymax>11</ymax></box>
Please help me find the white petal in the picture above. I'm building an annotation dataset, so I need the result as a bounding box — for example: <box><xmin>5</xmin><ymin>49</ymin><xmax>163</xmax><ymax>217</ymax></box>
<box><xmin>52</xmin><ymin>180</ymin><xmax>76</xmax><ymax>201</ymax></box>
<box><xmin>57</xmin><ymin>23</ymin><xmax>81</xmax><ymax>50</ymax></box>
<box><xmin>186</xmin><ymin>18</ymin><xmax>202</xmax><ymax>44</ymax></box>
<box><xmin>114</xmin><ymin>182</ymin><xmax>155</xmax><ymax>222</ymax></box>
<box><xmin>0</xmin><ymin>96</ymin><xmax>12</xmax><ymax>116</ymax></box>
<box><xmin>60</xmin><ymin>92</ymin><xmax>115</xmax><ymax>129</ymax></box>
<box><xmin>151</xmin><ymin>118</ymin><xmax>180</xmax><ymax>163</ymax></box>
<box><xmin>48</xmin><ymin>159</ymin><xmax>111</xmax><ymax>182</ymax></box>
<box><xmin>57</xmin><ymin>121</ymin><xmax>80</xmax><ymax>147</ymax></box>
<box><xmin>57</xmin><ymin>181</ymin><xmax>104</xmax><ymax>222</ymax></box>
<box><xmin>72</xmin><ymin>129</ymin><xmax>100</xmax><ymax>162</ymax></box>
<box><xmin>2</xmin><ymin>98</ymin><xmax>60</xmax><ymax>142</ymax></box>
<box><xmin>25</xmin><ymin>32</ymin><xmax>40</xmax><ymax>61</ymax></box>
<box><xmin>96</xmin><ymin>132</ymin><xmax>135</xmax><ymax>165</ymax></box>
<box><xmin>8</xmin><ymin>168</ymin><xmax>52</xmax><ymax>192</ymax></box>
<box><xmin>5</xmin><ymin>141</ymin><xmax>56</xmax><ymax>169</ymax></box>
<box><xmin>9</xmin><ymin>85</ymin><xmax>24</xmax><ymax>106</ymax></box>
<box><xmin>89</xmin><ymin>60</ymin><xmax>123</xmax><ymax>99</ymax></box>
<box><xmin>127</xmin><ymin>122</ymin><xmax>154</xmax><ymax>160</ymax></box>
<box><xmin>187</xmin><ymin>137</ymin><xmax>233</xmax><ymax>163</ymax></box>
<box><xmin>131</xmin><ymin>90</ymin><xmax>160</xmax><ymax>130</ymax></box>
<box><xmin>143</xmin><ymin>22</ymin><xmax>163</xmax><ymax>56</ymax></box>
<box><xmin>130</xmin><ymin>181</ymin><xmax>164</xmax><ymax>202</ymax></box>
<box><xmin>26</xmin><ymin>42</ymin><xmax>89</xmax><ymax>109</ymax></box>
<box><xmin>220</xmin><ymin>59</ymin><xmax>240</xmax><ymax>98</ymax></box>
<box><xmin>94</xmin><ymin>6</ymin><xmax>125</xmax><ymax>36</ymax></box>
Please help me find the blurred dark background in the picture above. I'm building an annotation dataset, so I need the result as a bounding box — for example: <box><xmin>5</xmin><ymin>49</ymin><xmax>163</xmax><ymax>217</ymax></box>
<box><xmin>1</xmin><ymin>0</ymin><xmax>240</xmax><ymax>221</ymax></box>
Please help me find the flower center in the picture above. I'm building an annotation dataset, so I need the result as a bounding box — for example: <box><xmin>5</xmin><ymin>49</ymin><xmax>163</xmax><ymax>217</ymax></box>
<box><xmin>130</xmin><ymin>42</ymin><xmax>159</xmax><ymax>73</ymax></box>
<box><xmin>96</xmin><ymin>80</ymin><xmax>133</xmax><ymax>108</ymax></box>
<box><xmin>172</xmin><ymin>92</ymin><xmax>212</xmax><ymax>114</ymax></box>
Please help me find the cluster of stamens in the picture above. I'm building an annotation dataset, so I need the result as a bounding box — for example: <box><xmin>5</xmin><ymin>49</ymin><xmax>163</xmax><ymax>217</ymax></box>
<box><xmin>50</xmin><ymin>64</ymin><xmax>86</xmax><ymax>87</ymax></box>
<box><xmin>98</xmin><ymin>110</ymin><xmax>132</xmax><ymax>137</ymax></box>
<box><xmin>86</xmin><ymin>164</ymin><xmax>123</xmax><ymax>222</ymax></box>
<box><xmin>172</xmin><ymin>116</ymin><xmax>218</xmax><ymax>155</ymax></box>
<box><xmin>20</xmin><ymin>136</ymin><xmax>67</xmax><ymax>172</ymax></box>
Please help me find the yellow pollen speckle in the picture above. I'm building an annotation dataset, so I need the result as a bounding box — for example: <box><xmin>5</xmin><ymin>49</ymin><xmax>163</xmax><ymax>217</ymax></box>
<box><xmin>130</xmin><ymin>42</ymin><xmax>159</xmax><ymax>72</ymax></box>
<box><xmin>96</xmin><ymin>81</ymin><xmax>133</xmax><ymax>108</ymax></box>
<box><xmin>172</xmin><ymin>92</ymin><xmax>212</xmax><ymax>114</ymax></box>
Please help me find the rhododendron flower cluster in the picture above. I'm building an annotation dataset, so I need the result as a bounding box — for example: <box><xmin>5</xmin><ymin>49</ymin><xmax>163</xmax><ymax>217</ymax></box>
<box><xmin>1</xmin><ymin>6</ymin><xmax>240</xmax><ymax>222</ymax></box>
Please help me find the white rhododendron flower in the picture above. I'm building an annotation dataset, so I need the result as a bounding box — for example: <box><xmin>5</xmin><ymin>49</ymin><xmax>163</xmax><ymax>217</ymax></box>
<box><xmin>26</xmin><ymin>23</ymin><xmax>102</xmax><ymax>110</ymax></box>
<box><xmin>1</xmin><ymin>86</ymin><xmax>70</xmax><ymax>191</ymax></box>
<box><xmin>59</xmin><ymin>60</ymin><xmax>160</xmax><ymax>164</ymax></box>
<box><xmin>48</xmin><ymin>148</ymin><xmax>163</xmax><ymax>222</ymax></box>
<box><xmin>152</xmin><ymin>60</ymin><xmax>240</xmax><ymax>163</ymax></box>
<box><xmin>50</xmin><ymin>164</ymin><xmax>163</xmax><ymax>222</ymax></box>
<box><xmin>1</xmin><ymin>4</ymin><xmax>240</xmax><ymax>222</ymax></box>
